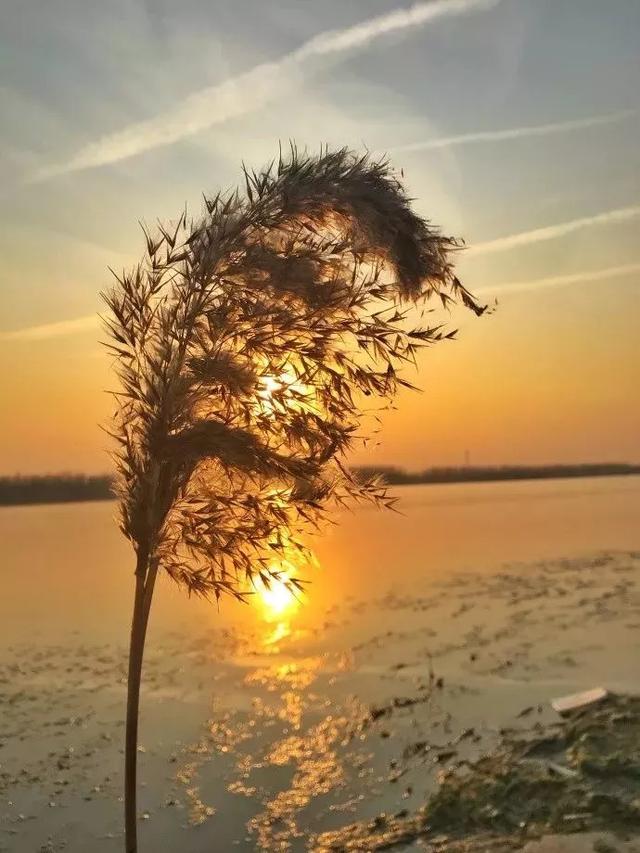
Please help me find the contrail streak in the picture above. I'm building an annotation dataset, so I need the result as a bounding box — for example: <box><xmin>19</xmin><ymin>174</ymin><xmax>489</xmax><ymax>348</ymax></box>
<box><xmin>0</xmin><ymin>314</ymin><xmax>99</xmax><ymax>342</ymax></box>
<box><xmin>393</xmin><ymin>109</ymin><xmax>638</xmax><ymax>153</ymax></box>
<box><xmin>476</xmin><ymin>262</ymin><xmax>640</xmax><ymax>297</ymax></box>
<box><xmin>35</xmin><ymin>0</ymin><xmax>503</xmax><ymax>179</ymax></box>
<box><xmin>6</xmin><ymin>261</ymin><xmax>638</xmax><ymax>341</ymax></box>
<box><xmin>468</xmin><ymin>205</ymin><xmax>640</xmax><ymax>256</ymax></box>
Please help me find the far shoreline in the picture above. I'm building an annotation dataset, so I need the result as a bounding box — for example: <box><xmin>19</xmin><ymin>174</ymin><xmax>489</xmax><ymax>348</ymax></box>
<box><xmin>1</xmin><ymin>464</ymin><xmax>639</xmax><ymax>508</ymax></box>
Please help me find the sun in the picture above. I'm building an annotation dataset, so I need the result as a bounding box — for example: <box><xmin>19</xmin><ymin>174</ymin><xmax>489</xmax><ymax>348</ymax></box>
<box><xmin>259</xmin><ymin>375</ymin><xmax>282</xmax><ymax>399</ymax></box>
<box><xmin>257</xmin><ymin>571</ymin><xmax>298</xmax><ymax>618</ymax></box>
<box><xmin>256</xmin><ymin>365</ymin><xmax>316</xmax><ymax>417</ymax></box>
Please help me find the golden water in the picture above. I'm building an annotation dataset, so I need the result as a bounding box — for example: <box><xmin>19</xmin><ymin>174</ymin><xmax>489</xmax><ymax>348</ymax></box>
<box><xmin>1</xmin><ymin>476</ymin><xmax>638</xmax><ymax>645</ymax></box>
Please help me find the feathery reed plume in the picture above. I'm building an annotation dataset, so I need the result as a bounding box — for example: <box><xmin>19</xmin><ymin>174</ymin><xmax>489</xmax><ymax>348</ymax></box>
<box><xmin>102</xmin><ymin>146</ymin><xmax>485</xmax><ymax>852</ymax></box>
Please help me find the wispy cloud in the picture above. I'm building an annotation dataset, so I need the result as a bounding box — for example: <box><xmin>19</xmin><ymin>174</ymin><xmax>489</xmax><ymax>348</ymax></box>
<box><xmin>468</xmin><ymin>205</ymin><xmax>640</xmax><ymax>256</ymax></box>
<box><xmin>392</xmin><ymin>108</ymin><xmax>638</xmax><ymax>153</ymax></box>
<box><xmin>476</xmin><ymin>262</ymin><xmax>640</xmax><ymax>297</ymax></box>
<box><xmin>6</xmin><ymin>260</ymin><xmax>639</xmax><ymax>341</ymax></box>
<box><xmin>0</xmin><ymin>315</ymin><xmax>99</xmax><ymax>342</ymax></box>
<box><xmin>35</xmin><ymin>0</ymin><xmax>503</xmax><ymax>179</ymax></box>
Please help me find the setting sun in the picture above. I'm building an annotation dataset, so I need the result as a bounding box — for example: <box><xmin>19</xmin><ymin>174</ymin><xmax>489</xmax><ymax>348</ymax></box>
<box><xmin>256</xmin><ymin>571</ymin><xmax>298</xmax><ymax>619</ymax></box>
<box><xmin>256</xmin><ymin>368</ymin><xmax>315</xmax><ymax>417</ymax></box>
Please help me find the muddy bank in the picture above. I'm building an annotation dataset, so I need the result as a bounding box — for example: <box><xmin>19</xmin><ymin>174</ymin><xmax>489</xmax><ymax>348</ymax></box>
<box><xmin>315</xmin><ymin>694</ymin><xmax>640</xmax><ymax>851</ymax></box>
<box><xmin>1</xmin><ymin>549</ymin><xmax>639</xmax><ymax>851</ymax></box>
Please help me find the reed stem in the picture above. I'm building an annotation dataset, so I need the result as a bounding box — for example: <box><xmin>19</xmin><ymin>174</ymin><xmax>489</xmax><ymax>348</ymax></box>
<box><xmin>125</xmin><ymin>551</ymin><xmax>158</xmax><ymax>853</ymax></box>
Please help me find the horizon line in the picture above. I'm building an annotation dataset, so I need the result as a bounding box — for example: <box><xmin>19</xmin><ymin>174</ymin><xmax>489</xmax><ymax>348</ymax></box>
<box><xmin>2</xmin><ymin>461</ymin><xmax>639</xmax><ymax>479</ymax></box>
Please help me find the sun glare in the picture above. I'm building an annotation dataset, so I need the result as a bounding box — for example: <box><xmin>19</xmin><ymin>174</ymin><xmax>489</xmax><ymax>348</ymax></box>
<box><xmin>260</xmin><ymin>375</ymin><xmax>282</xmax><ymax>399</ymax></box>
<box><xmin>258</xmin><ymin>571</ymin><xmax>298</xmax><ymax>618</ymax></box>
<box><xmin>251</xmin><ymin>368</ymin><xmax>314</xmax><ymax>624</ymax></box>
<box><xmin>257</xmin><ymin>367</ymin><xmax>315</xmax><ymax>417</ymax></box>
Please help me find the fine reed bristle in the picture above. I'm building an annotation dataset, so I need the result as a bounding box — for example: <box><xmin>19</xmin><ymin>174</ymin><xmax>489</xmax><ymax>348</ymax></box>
<box><xmin>103</xmin><ymin>145</ymin><xmax>486</xmax><ymax>602</ymax></box>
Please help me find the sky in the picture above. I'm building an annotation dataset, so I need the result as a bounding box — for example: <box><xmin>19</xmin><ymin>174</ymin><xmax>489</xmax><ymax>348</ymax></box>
<box><xmin>0</xmin><ymin>0</ymin><xmax>639</xmax><ymax>474</ymax></box>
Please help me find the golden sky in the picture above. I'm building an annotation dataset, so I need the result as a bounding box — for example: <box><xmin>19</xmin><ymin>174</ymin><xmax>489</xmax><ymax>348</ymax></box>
<box><xmin>1</xmin><ymin>0</ymin><xmax>639</xmax><ymax>474</ymax></box>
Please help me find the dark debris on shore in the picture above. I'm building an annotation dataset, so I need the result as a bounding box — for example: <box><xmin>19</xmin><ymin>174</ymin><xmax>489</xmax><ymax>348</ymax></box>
<box><xmin>314</xmin><ymin>693</ymin><xmax>640</xmax><ymax>852</ymax></box>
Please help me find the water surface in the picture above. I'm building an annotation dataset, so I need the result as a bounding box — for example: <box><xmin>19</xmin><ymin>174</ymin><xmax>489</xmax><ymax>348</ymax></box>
<box><xmin>1</xmin><ymin>476</ymin><xmax>639</xmax><ymax>851</ymax></box>
<box><xmin>2</xmin><ymin>476</ymin><xmax>638</xmax><ymax>645</ymax></box>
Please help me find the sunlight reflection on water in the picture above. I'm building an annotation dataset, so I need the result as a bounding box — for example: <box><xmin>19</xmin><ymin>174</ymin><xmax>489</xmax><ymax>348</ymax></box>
<box><xmin>263</xmin><ymin>620</ymin><xmax>292</xmax><ymax>646</ymax></box>
<box><xmin>1</xmin><ymin>479</ymin><xmax>639</xmax><ymax>850</ymax></box>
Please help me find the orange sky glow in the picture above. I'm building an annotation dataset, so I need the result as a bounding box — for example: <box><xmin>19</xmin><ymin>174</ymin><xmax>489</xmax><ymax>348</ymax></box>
<box><xmin>1</xmin><ymin>0</ymin><xmax>638</xmax><ymax>474</ymax></box>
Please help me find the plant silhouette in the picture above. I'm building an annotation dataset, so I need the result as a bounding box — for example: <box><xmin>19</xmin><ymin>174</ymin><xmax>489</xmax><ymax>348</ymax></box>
<box><xmin>102</xmin><ymin>146</ymin><xmax>485</xmax><ymax>852</ymax></box>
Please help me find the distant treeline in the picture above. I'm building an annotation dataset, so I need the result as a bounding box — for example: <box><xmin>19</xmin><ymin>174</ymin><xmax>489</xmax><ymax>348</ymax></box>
<box><xmin>353</xmin><ymin>463</ymin><xmax>640</xmax><ymax>486</ymax></box>
<box><xmin>1</xmin><ymin>463</ymin><xmax>639</xmax><ymax>507</ymax></box>
<box><xmin>0</xmin><ymin>475</ymin><xmax>114</xmax><ymax>506</ymax></box>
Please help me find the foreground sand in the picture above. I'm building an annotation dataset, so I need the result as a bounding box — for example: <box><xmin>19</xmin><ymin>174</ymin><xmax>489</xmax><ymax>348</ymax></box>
<box><xmin>1</xmin><ymin>549</ymin><xmax>639</xmax><ymax>852</ymax></box>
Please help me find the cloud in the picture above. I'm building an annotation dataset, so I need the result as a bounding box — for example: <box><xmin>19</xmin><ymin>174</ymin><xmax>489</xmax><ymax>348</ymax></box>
<box><xmin>6</xmin><ymin>261</ymin><xmax>639</xmax><ymax>342</ymax></box>
<box><xmin>392</xmin><ymin>109</ymin><xmax>638</xmax><ymax>153</ymax></box>
<box><xmin>35</xmin><ymin>0</ymin><xmax>503</xmax><ymax>179</ymax></box>
<box><xmin>293</xmin><ymin>0</ymin><xmax>501</xmax><ymax>58</ymax></box>
<box><xmin>476</xmin><ymin>262</ymin><xmax>640</xmax><ymax>297</ymax></box>
<box><xmin>0</xmin><ymin>314</ymin><xmax>99</xmax><ymax>342</ymax></box>
<box><xmin>468</xmin><ymin>205</ymin><xmax>640</xmax><ymax>255</ymax></box>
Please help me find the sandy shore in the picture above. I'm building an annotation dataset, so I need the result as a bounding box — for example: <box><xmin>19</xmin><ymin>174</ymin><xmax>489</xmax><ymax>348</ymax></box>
<box><xmin>1</xmin><ymin>548</ymin><xmax>639</xmax><ymax>852</ymax></box>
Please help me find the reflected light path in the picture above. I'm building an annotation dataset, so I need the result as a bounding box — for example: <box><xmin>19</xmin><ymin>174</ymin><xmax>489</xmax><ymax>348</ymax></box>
<box><xmin>254</xmin><ymin>564</ymin><xmax>303</xmax><ymax>647</ymax></box>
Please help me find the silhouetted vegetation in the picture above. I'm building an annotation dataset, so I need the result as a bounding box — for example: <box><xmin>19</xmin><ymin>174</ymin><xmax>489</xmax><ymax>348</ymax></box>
<box><xmin>0</xmin><ymin>474</ymin><xmax>113</xmax><ymax>506</ymax></box>
<box><xmin>103</xmin><ymin>146</ymin><xmax>485</xmax><ymax>853</ymax></box>
<box><xmin>2</xmin><ymin>464</ymin><xmax>638</xmax><ymax>507</ymax></box>
<box><xmin>353</xmin><ymin>462</ymin><xmax>640</xmax><ymax>486</ymax></box>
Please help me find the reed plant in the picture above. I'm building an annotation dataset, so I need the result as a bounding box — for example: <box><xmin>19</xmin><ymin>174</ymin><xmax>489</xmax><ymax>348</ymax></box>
<box><xmin>102</xmin><ymin>146</ymin><xmax>485</xmax><ymax>852</ymax></box>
